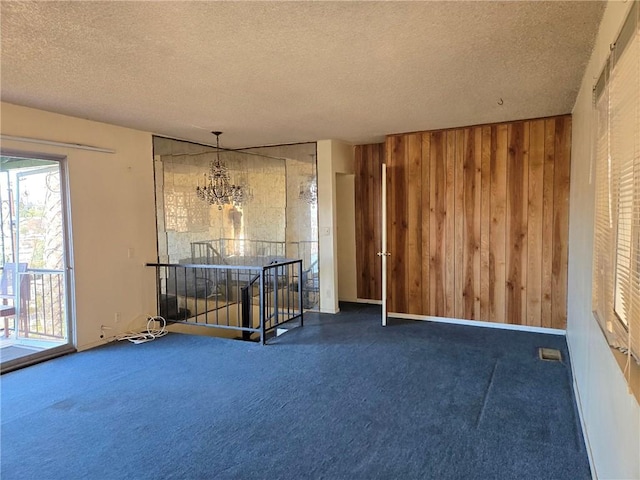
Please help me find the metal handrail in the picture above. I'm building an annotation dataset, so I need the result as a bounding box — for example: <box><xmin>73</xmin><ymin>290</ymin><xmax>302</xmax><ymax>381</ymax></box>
<box><xmin>22</xmin><ymin>268</ymin><xmax>64</xmax><ymax>274</ymax></box>
<box><xmin>239</xmin><ymin>259</ymin><xmax>281</xmax><ymax>340</ymax></box>
<box><xmin>2</xmin><ymin>269</ymin><xmax>67</xmax><ymax>340</ymax></box>
<box><xmin>147</xmin><ymin>262</ymin><xmax>259</xmax><ymax>271</ymax></box>
<box><xmin>147</xmin><ymin>258</ymin><xmax>304</xmax><ymax>344</ymax></box>
<box><xmin>147</xmin><ymin>258</ymin><xmax>304</xmax><ymax>270</ymax></box>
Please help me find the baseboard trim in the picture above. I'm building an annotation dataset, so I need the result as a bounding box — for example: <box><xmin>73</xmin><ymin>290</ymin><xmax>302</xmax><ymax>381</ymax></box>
<box><xmin>355</xmin><ymin>298</ymin><xmax>382</xmax><ymax>305</ymax></box>
<box><xmin>566</xmin><ymin>336</ymin><xmax>598</xmax><ymax>480</ymax></box>
<box><xmin>388</xmin><ymin>312</ymin><xmax>566</xmax><ymax>336</ymax></box>
<box><xmin>320</xmin><ymin>308</ymin><xmax>340</xmax><ymax>314</ymax></box>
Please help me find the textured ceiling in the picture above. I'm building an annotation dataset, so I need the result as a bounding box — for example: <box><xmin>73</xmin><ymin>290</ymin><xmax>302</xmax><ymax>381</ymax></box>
<box><xmin>1</xmin><ymin>1</ymin><xmax>605</xmax><ymax>148</ymax></box>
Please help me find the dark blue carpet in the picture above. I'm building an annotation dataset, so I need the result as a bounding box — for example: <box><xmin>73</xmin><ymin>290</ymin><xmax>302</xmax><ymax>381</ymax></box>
<box><xmin>0</xmin><ymin>303</ymin><xmax>589</xmax><ymax>479</ymax></box>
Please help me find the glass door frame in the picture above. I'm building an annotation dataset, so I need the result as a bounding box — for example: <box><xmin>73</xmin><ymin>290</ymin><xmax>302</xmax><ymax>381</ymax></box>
<box><xmin>0</xmin><ymin>149</ymin><xmax>76</xmax><ymax>372</ymax></box>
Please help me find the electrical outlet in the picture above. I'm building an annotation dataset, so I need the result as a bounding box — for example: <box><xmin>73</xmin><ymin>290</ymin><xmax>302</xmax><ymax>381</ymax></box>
<box><xmin>115</xmin><ymin>312</ymin><xmax>121</xmax><ymax>323</ymax></box>
<box><xmin>99</xmin><ymin>324</ymin><xmax>113</xmax><ymax>339</ymax></box>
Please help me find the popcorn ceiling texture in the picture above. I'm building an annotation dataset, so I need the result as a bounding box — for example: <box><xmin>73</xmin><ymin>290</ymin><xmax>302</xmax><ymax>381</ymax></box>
<box><xmin>0</xmin><ymin>1</ymin><xmax>605</xmax><ymax>148</ymax></box>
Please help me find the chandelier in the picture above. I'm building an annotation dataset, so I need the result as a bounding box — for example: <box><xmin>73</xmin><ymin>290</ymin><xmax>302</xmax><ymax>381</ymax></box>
<box><xmin>196</xmin><ymin>131</ymin><xmax>246</xmax><ymax>210</ymax></box>
<box><xmin>298</xmin><ymin>154</ymin><xmax>318</xmax><ymax>204</ymax></box>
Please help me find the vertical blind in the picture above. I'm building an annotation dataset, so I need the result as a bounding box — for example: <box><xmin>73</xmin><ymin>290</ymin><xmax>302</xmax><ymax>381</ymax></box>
<box><xmin>592</xmin><ymin>1</ymin><xmax>640</xmax><ymax>370</ymax></box>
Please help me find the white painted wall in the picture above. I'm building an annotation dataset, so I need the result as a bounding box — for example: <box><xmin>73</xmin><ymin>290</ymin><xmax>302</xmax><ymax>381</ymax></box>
<box><xmin>336</xmin><ymin>173</ymin><xmax>357</xmax><ymax>302</ymax></box>
<box><xmin>0</xmin><ymin>103</ymin><xmax>157</xmax><ymax>351</ymax></box>
<box><xmin>567</xmin><ymin>2</ymin><xmax>640</xmax><ymax>479</ymax></box>
<box><xmin>317</xmin><ymin>140</ymin><xmax>354</xmax><ymax>313</ymax></box>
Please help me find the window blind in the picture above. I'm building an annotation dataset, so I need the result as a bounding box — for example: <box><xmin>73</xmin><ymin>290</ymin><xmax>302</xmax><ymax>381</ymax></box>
<box><xmin>592</xmin><ymin>1</ymin><xmax>640</xmax><ymax>368</ymax></box>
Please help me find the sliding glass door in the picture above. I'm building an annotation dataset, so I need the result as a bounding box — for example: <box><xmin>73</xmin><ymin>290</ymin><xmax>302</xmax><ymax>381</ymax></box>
<box><xmin>0</xmin><ymin>154</ymin><xmax>74</xmax><ymax>372</ymax></box>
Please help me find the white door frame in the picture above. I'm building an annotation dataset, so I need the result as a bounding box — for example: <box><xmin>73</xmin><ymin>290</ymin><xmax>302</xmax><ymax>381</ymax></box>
<box><xmin>0</xmin><ymin>150</ymin><xmax>76</xmax><ymax>370</ymax></box>
<box><xmin>379</xmin><ymin>163</ymin><xmax>389</xmax><ymax>326</ymax></box>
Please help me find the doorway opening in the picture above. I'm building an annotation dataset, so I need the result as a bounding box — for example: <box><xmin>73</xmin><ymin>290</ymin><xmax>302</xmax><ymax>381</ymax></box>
<box><xmin>0</xmin><ymin>154</ymin><xmax>74</xmax><ymax>372</ymax></box>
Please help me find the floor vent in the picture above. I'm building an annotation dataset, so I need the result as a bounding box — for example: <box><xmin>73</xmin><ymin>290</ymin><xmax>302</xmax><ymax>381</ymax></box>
<box><xmin>538</xmin><ymin>347</ymin><xmax>562</xmax><ymax>362</ymax></box>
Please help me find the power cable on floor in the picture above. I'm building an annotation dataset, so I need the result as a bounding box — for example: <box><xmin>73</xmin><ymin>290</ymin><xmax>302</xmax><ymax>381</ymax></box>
<box><xmin>115</xmin><ymin>316</ymin><xmax>168</xmax><ymax>344</ymax></box>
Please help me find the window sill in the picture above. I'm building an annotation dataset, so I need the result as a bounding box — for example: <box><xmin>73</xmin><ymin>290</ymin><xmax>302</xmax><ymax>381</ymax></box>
<box><xmin>612</xmin><ymin>348</ymin><xmax>640</xmax><ymax>405</ymax></box>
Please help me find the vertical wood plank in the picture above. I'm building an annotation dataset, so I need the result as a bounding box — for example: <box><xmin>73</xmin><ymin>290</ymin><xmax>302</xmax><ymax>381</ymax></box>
<box><xmin>386</xmin><ymin>138</ymin><xmax>394</xmax><ymax>310</ymax></box>
<box><xmin>365</xmin><ymin>145</ymin><xmax>374</xmax><ymax>298</ymax></box>
<box><xmin>480</xmin><ymin>125</ymin><xmax>492</xmax><ymax>321</ymax></box>
<box><xmin>461</xmin><ymin>128</ymin><xmax>478</xmax><ymax>319</ymax></box>
<box><xmin>354</xmin><ymin>143</ymin><xmax>383</xmax><ymax>301</ymax></box>
<box><xmin>444</xmin><ymin>130</ymin><xmax>456</xmax><ymax>317</ymax></box>
<box><xmin>362</xmin><ymin>114</ymin><xmax>570</xmax><ymax>327</ymax></box>
<box><xmin>355</xmin><ymin>145</ymin><xmax>365</xmax><ymax>298</ymax></box>
<box><xmin>527</xmin><ymin>120</ymin><xmax>545</xmax><ymax>327</ymax></box>
<box><xmin>366</xmin><ymin>145</ymin><xmax>375</xmax><ymax>298</ymax></box>
<box><xmin>421</xmin><ymin>133</ymin><xmax>431</xmax><ymax>314</ymax></box>
<box><xmin>473</xmin><ymin>127</ymin><xmax>482</xmax><ymax>319</ymax></box>
<box><xmin>406</xmin><ymin>133</ymin><xmax>422</xmax><ymax>314</ymax></box>
<box><xmin>506</xmin><ymin>122</ymin><xmax>525</xmax><ymax>324</ymax></box>
<box><xmin>521</xmin><ymin>123</ymin><xmax>529</xmax><ymax>326</ymax></box>
<box><xmin>385</xmin><ymin>137</ymin><xmax>396</xmax><ymax>311</ymax></box>
<box><xmin>375</xmin><ymin>144</ymin><xmax>384</xmax><ymax>299</ymax></box>
<box><xmin>541</xmin><ymin>118</ymin><xmax>556</xmax><ymax>327</ymax></box>
<box><xmin>430</xmin><ymin>131</ymin><xmax>446</xmax><ymax>316</ymax></box>
<box><xmin>552</xmin><ymin>116</ymin><xmax>571</xmax><ymax>329</ymax></box>
<box><xmin>454</xmin><ymin>129</ymin><xmax>465</xmax><ymax>319</ymax></box>
<box><xmin>372</xmin><ymin>144</ymin><xmax>383</xmax><ymax>300</ymax></box>
<box><xmin>394</xmin><ymin>135</ymin><xmax>408</xmax><ymax>313</ymax></box>
<box><xmin>489</xmin><ymin>125</ymin><xmax>508</xmax><ymax>323</ymax></box>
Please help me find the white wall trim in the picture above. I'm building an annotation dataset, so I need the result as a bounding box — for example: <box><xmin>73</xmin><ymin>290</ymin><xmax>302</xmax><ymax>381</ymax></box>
<box><xmin>320</xmin><ymin>307</ymin><xmax>340</xmax><ymax>314</ymax></box>
<box><xmin>388</xmin><ymin>311</ymin><xmax>566</xmax><ymax>336</ymax></box>
<box><xmin>355</xmin><ymin>298</ymin><xmax>382</xmax><ymax>305</ymax></box>
<box><xmin>0</xmin><ymin>133</ymin><xmax>116</xmax><ymax>154</ymax></box>
<box><xmin>566</xmin><ymin>336</ymin><xmax>598</xmax><ymax>480</ymax></box>
<box><xmin>317</xmin><ymin>139</ymin><xmax>354</xmax><ymax>313</ymax></box>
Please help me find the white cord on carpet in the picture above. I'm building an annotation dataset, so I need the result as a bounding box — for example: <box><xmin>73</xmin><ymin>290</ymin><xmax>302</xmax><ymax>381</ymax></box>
<box><xmin>115</xmin><ymin>316</ymin><xmax>168</xmax><ymax>344</ymax></box>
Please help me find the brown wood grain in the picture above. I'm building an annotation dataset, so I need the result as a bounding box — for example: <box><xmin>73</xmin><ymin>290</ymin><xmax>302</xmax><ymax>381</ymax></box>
<box><xmin>354</xmin><ymin>143</ymin><xmax>383</xmax><ymax>300</ymax></box>
<box><xmin>480</xmin><ymin>126</ymin><xmax>492</xmax><ymax>321</ymax></box>
<box><xmin>390</xmin><ymin>135</ymin><xmax>407</xmax><ymax>313</ymax></box>
<box><xmin>356</xmin><ymin>115</ymin><xmax>571</xmax><ymax>329</ymax></box>
<box><xmin>444</xmin><ymin>130</ymin><xmax>456</xmax><ymax>317</ymax></box>
<box><xmin>490</xmin><ymin>124</ymin><xmax>508</xmax><ymax>324</ymax></box>
<box><xmin>454</xmin><ymin>129</ymin><xmax>465</xmax><ymax>319</ymax></box>
<box><xmin>541</xmin><ymin>118</ymin><xmax>556</xmax><ymax>327</ymax></box>
<box><xmin>506</xmin><ymin>122</ymin><xmax>525</xmax><ymax>325</ymax></box>
<box><xmin>386</xmin><ymin>137</ymin><xmax>395</xmax><ymax>308</ymax></box>
<box><xmin>355</xmin><ymin>145</ymin><xmax>364</xmax><ymax>296</ymax></box>
<box><xmin>371</xmin><ymin>144</ymin><xmax>382</xmax><ymax>298</ymax></box>
<box><xmin>462</xmin><ymin>128</ymin><xmax>478</xmax><ymax>319</ymax></box>
<box><xmin>421</xmin><ymin>133</ymin><xmax>431</xmax><ymax>314</ymax></box>
<box><xmin>552</xmin><ymin>117</ymin><xmax>571</xmax><ymax>329</ymax></box>
<box><xmin>473</xmin><ymin>127</ymin><xmax>482</xmax><ymax>319</ymax></box>
<box><xmin>521</xmin><ymin>124</ymin><xmax>530</xmax><ymax>326</ymax></box>
<box><xmin>430</xmin><ymin>131</ymin><xmax>446</xmax><ymax>316</ymax></box>
<box><xmin>367</xmin><ymin>145</ymin><xmax>375</xmax><ymax>298</ymax></box>
<box><xmin>406</xmin><ymin>133</ymin><xmax>423</xmax><ymax>314</ymax></box>
<box><xmin>527</xmin><ymin>120</ymin><xmax>545</xmax><ymax>327</ymax></box>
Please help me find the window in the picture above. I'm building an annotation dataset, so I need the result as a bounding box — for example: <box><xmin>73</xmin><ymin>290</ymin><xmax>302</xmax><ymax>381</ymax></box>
<box><xmin>592</xmin><ymin>2</ymin><xmax>640</xmax><ymax>373</ymax></box>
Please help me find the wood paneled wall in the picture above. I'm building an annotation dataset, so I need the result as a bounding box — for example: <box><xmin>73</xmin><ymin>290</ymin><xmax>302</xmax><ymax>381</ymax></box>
<box><xmin>355</xmin><ymin>115</ymin><xmax>571</xmax><ymax>329</ymax></box>
<box><xmin>355</xmin><ymin>143</ymin><xmax>384</xmax><ymax>300</ymax></box>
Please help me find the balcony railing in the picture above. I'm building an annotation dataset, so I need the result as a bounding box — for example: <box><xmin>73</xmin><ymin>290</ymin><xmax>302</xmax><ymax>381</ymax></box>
<box><xmin>189</xmin><ymin>239</ymin><xmax>319</xmax><ymax>309</ymax></box>
<box><xmin>2</xmin><ymin>269</ymin><xmax>66</xmax><ymax>341</ymax></box>
<box><xmin>146</xmin><ymin>259</ymin><xmax>304</xmax><ymax>344</ymax></box>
